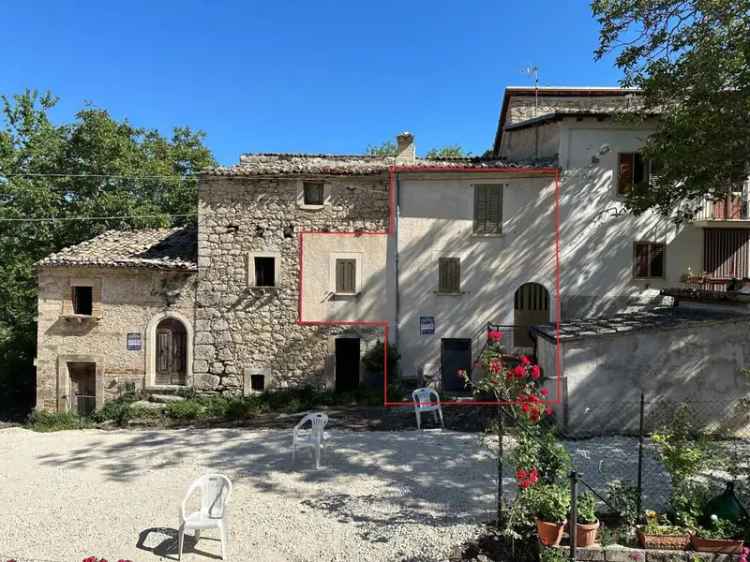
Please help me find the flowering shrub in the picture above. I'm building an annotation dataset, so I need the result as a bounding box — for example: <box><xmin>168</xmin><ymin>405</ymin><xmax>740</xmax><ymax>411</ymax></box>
<box><xmin>81</xmin><ymin>557</ymin><xmax>132</xmax><ymax>562</ymax></box>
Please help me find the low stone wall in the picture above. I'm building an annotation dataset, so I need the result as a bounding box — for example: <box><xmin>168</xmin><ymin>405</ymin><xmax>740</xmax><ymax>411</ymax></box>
<box><xmin>558</xmin><ymin>544</ymin><xmax>742</xmax><ymax>562</ymax></box>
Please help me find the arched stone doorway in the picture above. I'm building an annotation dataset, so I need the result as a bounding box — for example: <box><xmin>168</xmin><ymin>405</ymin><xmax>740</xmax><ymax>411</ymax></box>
<box><xmin>513</xmin><ymin>283</ymin><xmax>550</xmax><ymax>349</ymax></box>
<box><xmin>146</xmin><ymin>311</ymin><xmax>193</xmax><ymax>388</ymax></box>
<box><xmin>155</xmin><ymin>318</ymin><xmax>187</xmax><ymax>385</ymax></box>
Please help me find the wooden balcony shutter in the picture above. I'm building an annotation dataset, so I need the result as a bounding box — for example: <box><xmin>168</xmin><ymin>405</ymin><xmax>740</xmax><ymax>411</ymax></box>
<box><xmin>438</xmin><ymin>257</ymin><xmax>461</xmax><ymax>293</ymax></box>
<box><xmin>336</xmin><ymin>259</ymin><xmax>356</xmax><ymax>293</ymax></box>
<box><xmin>650</xmin><ymin>243</ymin><xmax>665</xmax><ymax>278</ymax></box>
<box><xmin>704</xmin><ymin>229</ymin><xmax>750</xmax><ymax>278</ymax></box>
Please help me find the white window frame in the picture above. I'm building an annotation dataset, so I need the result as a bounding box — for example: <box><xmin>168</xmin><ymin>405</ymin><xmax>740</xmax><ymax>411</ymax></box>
<box><xmin>247</xmin><ymin>251</ymin><xmax>281</xmax><ymax>288</ymax></box>
<box><xmin>297</xmin><ymin>180</ymin><xmax>331</xmax><ymax>210</ymax></box>
<box><xmin>329</xmin><ymin>252</ymin><xmax>363</xmax><ymax>296</ymax></box>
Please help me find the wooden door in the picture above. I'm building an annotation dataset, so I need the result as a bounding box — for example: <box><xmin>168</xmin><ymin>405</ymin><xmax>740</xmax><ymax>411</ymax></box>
<box><xmin>156</xmin><ymin>319</ymin><xmax>187</xmax><ymax>385</ymax></box>
<box><xmin>335</xmin><ymin>338</ymin><xmax>360</xmax><ymax>393</ymax></box>
<box><xmin>69</xmin><ymin>362</ymin><xmax>96</xmax><ymax>416</ymax></box>
<box><xmin>441</xmin><ymin>338</ymin><xmax>471</xmax><ymax>392</ymax></box>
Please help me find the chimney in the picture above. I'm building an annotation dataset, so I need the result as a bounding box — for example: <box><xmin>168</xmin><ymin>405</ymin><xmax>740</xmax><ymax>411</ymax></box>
<box><xmin>396</xmin><ymin>131</ymin><xmax>416</xmax><ymax>163</ymax></box>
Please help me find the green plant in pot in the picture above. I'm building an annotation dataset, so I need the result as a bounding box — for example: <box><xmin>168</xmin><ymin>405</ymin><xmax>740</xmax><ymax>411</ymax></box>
<box><xmin>692</xmin><ymin>515</ymin><xmax>746</xmax><ymax>554</ymax></box>
<box><xmin>527</xmin><ymin>483</ymin><xmax>570</xmax><ymax>546</ymax></box>
<box><xmin>576</xmin><ymin>492</ymin><xmax>600</xmax><ymax>547</ymax></box>
<box><xmin>637</xmin><ymin>511</ymin><xmax>692</xmax><ymax>550</ymax></box>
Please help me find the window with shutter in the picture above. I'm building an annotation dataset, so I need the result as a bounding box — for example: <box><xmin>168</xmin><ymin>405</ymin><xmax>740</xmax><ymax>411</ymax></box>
<box><xmin>473</xmin><ymin>184</ymin><xmax>503</xmax><ymax>234</ymax></box>
<box><xmin>303</xmin><ymin>181</ymin><xmax>325</xmax><ymax>206</ymax></box>
<box><xmin>618</xmin><ymin>153</ymin><xmax>650</xmax><ymax>194</ymax></box>
<box><xmin>633</xmin><ymin>241</ymin><xmax>665</xmax><ymax>278</ymax></box>
<box><xmin>336</xmin><ymin>259</ymin><xmax>357</xmax><ymax>294</ymax></box>
<box><xmin>438</xmin><ymin>257</ymin><xmax>461</xmax><ymax>293</ymax></box>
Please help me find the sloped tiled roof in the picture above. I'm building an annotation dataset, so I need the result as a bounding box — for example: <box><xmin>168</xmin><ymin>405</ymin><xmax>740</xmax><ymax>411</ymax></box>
<box><xmin>203</xmin><ymin>153</ymin><xmax>555</xmax><ymax>177</ymax></box>
<box><xmin>36</xmin><ymin>226</ymin><xmax>197</xmax><ymax>271</ymax></box>
<box><xmin>532</xmin><ymin>307</ymin><xmax>749</xmax><ymax>343</ymax></box>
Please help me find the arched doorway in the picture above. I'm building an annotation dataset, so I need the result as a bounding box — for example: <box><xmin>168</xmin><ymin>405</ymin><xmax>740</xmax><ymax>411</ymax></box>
<box><xmin>513</xmin><ymin>283</ymin><xmax>550</xmax><ymax>349</ymax></box>
<box><xmin>155</xmin><ymin>318</ymin><xmax>187</xmax><ymax>385</ymax></box>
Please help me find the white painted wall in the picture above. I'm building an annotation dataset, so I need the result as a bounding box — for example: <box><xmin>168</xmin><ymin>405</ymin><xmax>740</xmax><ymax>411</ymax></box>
<box><xmin>396</xmin><ymin>172</ymin><xmax>557</xmax><ymax>380</ymax></box>
<box><xmin>555</xmin><ymin>119</ymin><xmax>704</xmax><ymax>317</ymax></box>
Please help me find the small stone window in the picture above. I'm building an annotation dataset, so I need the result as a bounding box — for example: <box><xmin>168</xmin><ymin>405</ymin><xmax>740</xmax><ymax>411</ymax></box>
<box><xmin>303</xmin><ymin>182</ymin><xmax>325</xmax><ymax>205</ymax></box>
<box><xmin>247</xmin><ymin>252</ymin><xmax>281</xmax><ymax>288</ymax></box>
<box><xmin>336</xmin><ymin>259</ymin><xmax>357</xmax><ymax>294</ymax></box>
<box><xmin>255</xmin><ymin>257</ymin><xmax>276</xmax><ymax>287</ymax></box>
<box><xmin>250</xmin><ymin>374</ymin><xmax>265</xmax><ymax>392</ymax></box>
<box><xmin>72</xmin><ymin>286</ymin><xmax>93</xmax><ymax>316</ymax></box>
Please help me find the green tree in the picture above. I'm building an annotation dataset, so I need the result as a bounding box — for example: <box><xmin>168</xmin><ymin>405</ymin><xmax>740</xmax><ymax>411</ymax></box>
<box><xmin>0</xmin><ymin>90</ymin><xmax>215</xmax><ymax>418</ymax></box>
<box><xmin>365</xmin><ymin>140</ymin><xmax>397</xmax><ymax>157</ymax></box>
<box><xmin>592</xmin><ymin>0</ymin><xmax>750</xmax><ymax>219</ymax></box>
<box><xmin>424</xmin><ymin>145</ymin><xmax>470</xmax><ymax>159</ymax></box>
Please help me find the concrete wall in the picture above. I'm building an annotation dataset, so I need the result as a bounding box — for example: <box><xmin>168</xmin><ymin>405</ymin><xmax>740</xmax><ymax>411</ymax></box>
<box><xmin>557</xmin><ymin>119</ymin><xmax>704</xmax><ymax>318</ymax></box>
<box><xmin>35</xmin><ymin>266</ymin><xmax>196</xmax><ymax>412</ymax></box>
<box><xmin>396</xmin><ymin>172</ymin><xmax>557</xmax><ymax>381</ymax></box>
<box><xmin>195</xmin><ymin>175</ymin><xmax>391</xmax><ymax>392</ymax></box>
<box><xmin>499</xmin><ymin>122</ymin><xmax>560</xmax><ymax>161</ymax></box>
<box><xmin>538</xmin><ymin>317</ymin><xmax>750</xmax><ymax>436</ymax></box>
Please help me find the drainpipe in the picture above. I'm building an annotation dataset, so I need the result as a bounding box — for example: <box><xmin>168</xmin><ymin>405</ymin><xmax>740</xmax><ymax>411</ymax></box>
<box><xmin>394</xmin><ymin>171</ymin><xmax>401</xmax><ymax>351</ymax></box>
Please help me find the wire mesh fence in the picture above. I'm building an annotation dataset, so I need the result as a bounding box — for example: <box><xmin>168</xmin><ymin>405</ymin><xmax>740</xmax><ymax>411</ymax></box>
<box><xmin>548</xmin><ymin>394</ymin><xmax>750</xmax><ymax>516</ymax></box>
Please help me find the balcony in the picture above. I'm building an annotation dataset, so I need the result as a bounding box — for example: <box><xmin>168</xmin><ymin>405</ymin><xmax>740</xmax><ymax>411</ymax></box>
<box><xmin>692</xmin><ymin>190</ymin><xmax>750</xmax><ymax>226</ymax></box>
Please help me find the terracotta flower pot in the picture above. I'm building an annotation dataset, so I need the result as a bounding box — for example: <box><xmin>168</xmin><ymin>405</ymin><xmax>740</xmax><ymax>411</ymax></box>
<box><xmin>536</xmin><ymin>518</ymin><xmax>565</xmax><ymax>546</ymax></box>
<box><xmin>576</xmin><ymin>520</ymin><xmax>600</xmax><ymax>547</ymax></box>
<box><xmin>636</xmin><ymin>529</ymin><xmax>691</xmax><ymax>551</ymax></box>
<box><xmin>691</xmin><ymin>536</ymin><xmax>745</xmax><ymax>554</ymax></box>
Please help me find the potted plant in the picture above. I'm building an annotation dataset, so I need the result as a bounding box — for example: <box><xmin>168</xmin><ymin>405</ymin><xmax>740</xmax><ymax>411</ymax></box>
<box><xmin>637</xmin><ymin>511</ymin><xmax>692</xmax><ymax>550</ymax></box>
<box><xmin>576</xmin><ymin>492</ymin><xmax>600</xmax><ymax>547</ymax></box>
<box><xmin>692</xmin><ymin>515</ymin><xmax>745</xmax><ymax>554</ymax></box>
<box><xmin>527</xmin><ymin>484</ymin><xmax>570</xmax><ymax>546</ymax></box>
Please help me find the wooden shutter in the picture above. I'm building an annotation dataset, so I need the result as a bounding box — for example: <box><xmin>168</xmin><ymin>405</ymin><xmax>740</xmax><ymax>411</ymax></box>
<box><xmin>650</xmin><ymin>243</ymin><xmax>665</xmax><ymax>278</ymax></box>
<box><xmin>438</xmin><ymin>258</ymin><xmax>460</xmax><ymax>293</ymax></box>
<box><xmin>336</xmin><ymin>259</ymin><xmax>356</xmax><ymax>293</ymax></box>
<box><xmin>157</xmin><ymin>331</ymin><xmax>171</xmax><ymax>373</ymax></box>
<box><xmin>633</xmin><ymin>242</ymin><xmax>650</xmax><ymax>278</ymax></box>
<box><xmin>91</xmin><ymin>280</ymin><xmax>103</xmax><ymax>319</ymax></box>
<box><xmin>618</xmin><ymin>153</ymin><xmax>634</xmax><ymax>194</ymax></box>
<box><xmin>474</xmin><ymin>184</ymin><xmax>503</xmax><ymax>234</ymax></box>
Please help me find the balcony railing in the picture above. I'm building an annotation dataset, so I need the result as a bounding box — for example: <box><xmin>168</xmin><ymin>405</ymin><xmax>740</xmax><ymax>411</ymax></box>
<box><xmin>693</xmin><ymin>191</ymin><xmax>750</xmax><ymax>222</ymax></box>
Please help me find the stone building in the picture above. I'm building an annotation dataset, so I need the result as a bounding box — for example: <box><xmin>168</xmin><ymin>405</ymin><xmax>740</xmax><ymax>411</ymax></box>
<box><xmin>35</xmin><ymin>86</ymin><xmax>750</xmax><ymax>414</ymax></box>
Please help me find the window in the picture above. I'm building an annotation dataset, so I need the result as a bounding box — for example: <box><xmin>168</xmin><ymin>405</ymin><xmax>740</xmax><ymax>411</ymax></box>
<box><xmin>618</xmin><ymin>153</ymin><xmax>650</xmax><ymax>195</ymax></box>
<box><xmin>438</xmin><ymin>257</ymin><xmax>461</xmax><ymax>293</ymax></box>
<box><xmin>250</xmin><ymin>374</ymin><xmax>265</xmax><ymax>392</ymax></box>
<box><xmin>254</xmin><ymin>257</ymin><xmax>276</xmax><ymax>287</ymax></box>
<box><xmin>303</xmin><ymin>181</ymin><xmax>325</xmax><ymax>206</ymax></box>
<box><xmin>72</xmin><ymin>286</ymin><xmax>93</xmax><ymax>316</ymax></box>
<box><xmin>473</xmin><ymin>184</ymin><xmax>503</xmax><ymax>234</ymax></box>
<box><xmin>335</xmin><ymin>258</ymin><xmax>357</xmax><ymax>294</ymax></box>
<box><xmin>634</xmin><ymin>242</ymin><xmax>665</xmax><ymax>279</ymax></box>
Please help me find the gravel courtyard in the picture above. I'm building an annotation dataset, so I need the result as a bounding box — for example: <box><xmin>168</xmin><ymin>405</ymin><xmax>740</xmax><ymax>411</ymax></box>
<box><xmin>0</xmin><ymin>426</ymin><xmax>498</xmax><ymax>562</ymax></box>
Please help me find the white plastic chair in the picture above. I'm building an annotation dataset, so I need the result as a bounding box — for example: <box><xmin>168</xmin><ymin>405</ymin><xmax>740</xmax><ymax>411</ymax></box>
<box><xmin>178</xmin><ymin>473</ymin><xmax>232</xmax><ymax>560</ymax></box>
<box><xmin>412</xmin><ymin>387</ymin><xmax>444</xmax><ymax>430</ymax></box>
<box><xmin>292</xmin><ymin>412</ymin><xmax>330</xmax><ymax>469</ymax></box>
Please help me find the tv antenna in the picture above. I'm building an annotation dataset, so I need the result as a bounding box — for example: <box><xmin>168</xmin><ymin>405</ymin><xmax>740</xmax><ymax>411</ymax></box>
<box><xmin>523</xmin><ymin>65</ymin><xmax>540</xmax><ymax>116</ymax></box>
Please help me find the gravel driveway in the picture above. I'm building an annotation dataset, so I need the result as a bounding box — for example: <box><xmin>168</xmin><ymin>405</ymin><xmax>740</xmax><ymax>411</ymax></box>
<box><xmin>0</xmin><ymin>427</ymin><xmax>497</xmax><ymax>562</ymax></box>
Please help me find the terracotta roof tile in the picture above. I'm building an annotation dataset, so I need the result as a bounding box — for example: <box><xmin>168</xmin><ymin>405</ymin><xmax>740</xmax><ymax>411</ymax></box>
<box><xmin>36</xmin><ymin>226</ymin><xmax>197</xmax><ymax>271</ymax></box>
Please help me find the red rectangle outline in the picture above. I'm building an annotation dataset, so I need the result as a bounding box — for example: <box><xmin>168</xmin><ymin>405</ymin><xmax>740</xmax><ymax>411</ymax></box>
<box><xmin>296</xmin><ymin>166</ymin><xmax>562</xmax><ymax>407</ymax></box>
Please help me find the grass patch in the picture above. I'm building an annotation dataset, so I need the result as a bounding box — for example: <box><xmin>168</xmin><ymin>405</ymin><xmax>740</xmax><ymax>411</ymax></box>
<box><xmin>27</xmin><ymin>410</ymin><xmax>90</xmax><ymax>432</ymax></box>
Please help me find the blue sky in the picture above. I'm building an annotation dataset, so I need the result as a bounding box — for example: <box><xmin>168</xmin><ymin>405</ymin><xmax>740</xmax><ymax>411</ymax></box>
<box><xmin>1</xmin><ymin>1</ymin><xmax>621</xmax><ymax>166</ymax></box>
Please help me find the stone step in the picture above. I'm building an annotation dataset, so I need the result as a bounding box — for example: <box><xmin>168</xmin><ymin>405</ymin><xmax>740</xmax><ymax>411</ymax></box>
<box><xmin>130</xmin><ymin>400</ymin><xmax>166</xmax><ymax>411</ymax></box>
<box><xmin>148</xmin><ymin>393</ymin><xmax>186</xmax><ymax>404</ymax></box>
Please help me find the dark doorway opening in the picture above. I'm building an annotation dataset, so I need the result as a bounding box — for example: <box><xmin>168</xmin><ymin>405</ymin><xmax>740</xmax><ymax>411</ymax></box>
<box><xmin>441</xmin><ymin>338</ymin><xmax>471</xmax><ymax>392</ymax></box>
<box><xmin>156</xmin><ymin>318</ymin><xmax>187</xmax><ymax>385</ymax></box>
<box><xmin>514</xmin><ymin>283</ymin><xmax>550</xmax><ymax>349</ymax></box>
<box><xmin>68</xmin><ymin>362</ymin><xmax>96</xmax><ymax>416</ymax></box>
<box><xmin>335</xmin><ymin>338</ymin><xmax>360</xmax><ymax>393</ymax></box>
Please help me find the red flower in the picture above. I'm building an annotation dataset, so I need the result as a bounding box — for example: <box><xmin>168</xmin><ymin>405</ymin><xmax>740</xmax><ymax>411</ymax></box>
<box><xmin>530</xmin><ymin>365</ymin><xmax>541</xmax><ymax>379</ymax></box>
<box><xmin>520</xmin><ymin>355</ymin><xmax>530</xmax><ymax>365</ymax></box>
<box><xmin>545</xmin><ymin>406</ymin><xmax>553</xmax><ymax>416</ymax></box>
<box><xmin>528</xmin><ymin>468</ymin><xmax>539</xmax><ymax>485</ymax></box>
<box><xmin>83</xmin><ymin>557</ymin><xmax>98</xmax><ymax>562</ymax></box>
<box><xmin>488</xmin><ymin>330</ymin><xmax>503</xmax><ymax>343</ymax></box>
<box><xmin>516</xmin><ymin>469</ymin><xmax>527</xmax><ymax>480</ymax></box>
<box><xmin>540</xmin><ymin>388</ymin><xmax>549</xmax><ymax>397</ymax></box>
<box><xmin>456</xmin><ymin>368</ymin><xmax>466</xmax><ymax>378</ymax></box>
<box><xmin>521</xmin><ymin>403</ymin><xmax>530</xmax><ymax>413</ymax></box>
<box><xmin>513</xmin><ymin>365</ymin><xmax>525</xmax><ymax>379</ymax></box>
<box><xmin>529</xmin><ymin>409</ymin><xmax>540</xmax><ymax>422</ymax></box>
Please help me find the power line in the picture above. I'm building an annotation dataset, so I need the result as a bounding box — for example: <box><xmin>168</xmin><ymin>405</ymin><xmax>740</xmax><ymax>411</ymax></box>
<box><xmin>0</xmin><ymin>212</ymin><xmax>196</xmax><ymax>223</ymax></box>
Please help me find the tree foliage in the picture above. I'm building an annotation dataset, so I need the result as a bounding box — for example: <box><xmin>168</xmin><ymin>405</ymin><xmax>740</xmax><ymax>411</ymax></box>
<box><xmin>424</xmin><ymin>145</ymin><xmax>470</xmax><ymax>159</ymax></box>
<box><xmin>365</xmin><ymin>140</ymin><xmax>397</xmax><ymax>157</ymax></box>
<box><xmin>0</xmin><ymin>90</ymin><xmax>215</xmax><ymax>418</ymax></box>
<box><xmin>592</xmin><ymin>0</ymin><xmax>750</xmax><ymax>219</ymax></box>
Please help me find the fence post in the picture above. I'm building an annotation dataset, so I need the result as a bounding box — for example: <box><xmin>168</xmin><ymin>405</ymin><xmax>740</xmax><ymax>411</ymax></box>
<box><xmin>569</xmin><ymin>470</ymin><xmax>578</xmax><ymax>562</ymax></box>
<box><xmin>637</xmin><ymin>392</ymin><xmax>644</xmax><ymax>516</ymax></box>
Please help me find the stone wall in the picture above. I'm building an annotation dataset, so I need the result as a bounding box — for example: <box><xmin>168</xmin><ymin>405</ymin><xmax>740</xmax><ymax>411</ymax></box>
<box><xmin>194</xmin><ymin>175</ymin><xmax>390</xmax><ymax>393</ymax></box>
<box><xmin>36</xmin><ymin>266</ymin><xmax>196</xmax><ymax>411</ymax></box>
